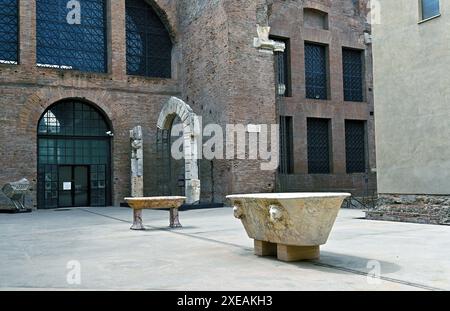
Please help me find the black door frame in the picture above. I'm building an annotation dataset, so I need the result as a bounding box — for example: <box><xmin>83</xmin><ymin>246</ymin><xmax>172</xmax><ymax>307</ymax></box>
<box><xmin>37</xmin><ymin>136</ymin><xmax>112</xmax><ymax>209</ymax></box>
<box><xmin>58</xmin><ymin>165</ymin><xmax>91</xmax><ymax>208</ymax></box>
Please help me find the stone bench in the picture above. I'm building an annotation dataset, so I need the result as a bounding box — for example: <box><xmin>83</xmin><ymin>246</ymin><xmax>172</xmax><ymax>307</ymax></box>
<box><xmin>124</xmin><ymin>196</ymin><xmax>186</xmax><ymax>230</ymax></box>
<box><xmin>226</xmin><ymin>193</ymin><xmax>350</xmax><ymax>262</ymax></box>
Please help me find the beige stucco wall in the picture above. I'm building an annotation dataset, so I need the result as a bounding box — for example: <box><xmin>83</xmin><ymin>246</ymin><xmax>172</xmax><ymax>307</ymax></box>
<box><xmin>373</xmin><ymin>0</ymin><xmax>450</xmax><ymax>195</ymax></box>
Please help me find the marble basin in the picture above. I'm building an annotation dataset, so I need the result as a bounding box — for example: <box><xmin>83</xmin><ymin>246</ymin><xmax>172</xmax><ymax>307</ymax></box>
<box><xmin>124</xmin><ymin>196</ymin><xmax>186</xmax><ymax>230</ymax></box>
<box><xmin>226</xmin><ymin>193</ymin><xmax>350</xmax><ymax>261</ymax></box>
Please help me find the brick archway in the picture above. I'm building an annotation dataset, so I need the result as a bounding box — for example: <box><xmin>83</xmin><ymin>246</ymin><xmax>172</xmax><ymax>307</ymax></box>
<box><xmin>19</xmin><ymin>88</ymin><xmax>114</xmax><ymax>136</ymax></box>
<box><xmin>157</xmin><ymin>97</ymin><xmax>201</xmax><ymax>204</ymax></box>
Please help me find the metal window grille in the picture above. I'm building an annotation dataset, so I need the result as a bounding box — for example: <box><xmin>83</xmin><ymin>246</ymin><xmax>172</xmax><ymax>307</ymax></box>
<box><xmin>38</xmin><ymin>101</ymin><xmax>109</xmax><ymax>137</ymax></box>
<box><xmin>343</xmin><ymin>48</ymin><xmax>364</xmax><ymax>102</ymax></box>
<box><xmin>279</xmin><ymin>116</ymin><xmax>294</xmax><ymax>174</ymax></box>
<box><xmin>155</xmin><ymin>129</ymin><xmax>172</xmax><ymax>196</ymax></box>
<box><xmin>0</xmin><ymin>0</ymin><xmax>18</xmax><ymax>64</ymax></box>
<box><xmin>345</xmin><ymin>120</ymin><xmax>366</xmax><ymax>173</ymax></box>
<box><xmin>126</xmin><ymin>0</ymin><xmax>172</xmax><ymax>78</ymax></box>
<box><xmin>305</xmin><ymin>43</ymin><xmax>328</xmax><ymax>100</ymax></box>
<box><xmin>307</xmin><ymin>118</ymin><xmax>331</xmax><ymax>174</ymax></box>
<box><xmin>36</xmin><ymin>0</ymin><xmax>107</xmax><ymax>72</ymax></box>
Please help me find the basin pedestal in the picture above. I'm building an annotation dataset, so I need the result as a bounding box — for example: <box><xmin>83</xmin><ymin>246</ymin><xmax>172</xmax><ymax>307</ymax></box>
<box><xmin>124</xmin><ymin>196</ymin><xmax>186</xmax><ymax>230</ymax></box>
<box><xmin>254</xmin><ymin>240</ymin><xmax>320</xmax><ymax>261</ymax></box>
<box><xmin>227</xmin><ymin>193</ymin><xmax>350</xmax><ymax>262</ymax></box>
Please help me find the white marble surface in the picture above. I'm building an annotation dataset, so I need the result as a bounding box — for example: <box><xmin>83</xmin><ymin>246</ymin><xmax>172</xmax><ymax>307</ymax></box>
<box><xmin>227</xmin><ymin>193</ymin><xmax>351</xmax><ymax>246</ymax></box>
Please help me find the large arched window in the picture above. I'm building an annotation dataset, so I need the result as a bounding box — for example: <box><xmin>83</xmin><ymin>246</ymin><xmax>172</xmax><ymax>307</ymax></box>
<box><xmin>126</xmin><ymin>0</ymin><xmax>172</xmax><ymax>78</ymax></box>
<box><xmin>37</xmin><ymin>100</ymin><xmax>112</xmax><ymax>209</ymax></box>
<box><xmin>0</xmin><ymin>0</ymin><xmax>18</xmax><ymax>64</ymax></box>
<box><xmin>36</xmin><ymin>0</ymin><xmax>107</xmax><ymax>72</ymax></box>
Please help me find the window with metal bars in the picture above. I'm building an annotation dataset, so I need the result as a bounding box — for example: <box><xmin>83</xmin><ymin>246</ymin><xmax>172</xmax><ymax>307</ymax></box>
<box><xmin>126</xmin><ymin>0</ymin><xmax>172</xmax><ymax>78</ymax></box>
<box><xmin>272</xmin><ymin>37</ymin><xmax>291</xmax><ymax>97</ymax></box>
<box><xmin>36</xmin><ymin>0</ymin><xmax>107</xmax><ymax>72</ymax></box>
<box><xmin>305</xmin><ymin>42</ymin><xmax>328</xmax><ymax>100</ymax></box>
<box><xmin>0</xmin><ymin>0</ymin><xmax>18</xmax><ymax>64</ymax></box>
<box><xmin>421</xmin><ymin>0</ymin><xmax>440</xmax><ymax>20</ymax></box>
<box><xmin>343</xmin><ymin>48</ymin><xmax>364</xmax><ymax>102</ymax></box>
<box><xmin>307</xmin><ymin>118</ymin><xmax>331</xmax><ymax>174</ymax></box>
<box><xmin>279</xmin><ymin>116</ymin><xmax>294</xmax><ymax>174</ymax></box>
<box><xmin>345</xmin><ymin>120</ymin><xmax>366</xmax><ymax>173</ymax></box>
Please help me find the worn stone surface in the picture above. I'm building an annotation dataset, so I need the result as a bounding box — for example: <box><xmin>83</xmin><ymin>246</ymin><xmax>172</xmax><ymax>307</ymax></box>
<box><xmin>124</xmin><ymin>196</ymin><xmax>186</xmax><ymax>210</ymax></box>
<box><xmin>124</xmin><ymin>196</ymin><xmax>186</xmax><ymax>229</ymax></box>
<box><xmin>157</xmin><ymin>97</ymin><xmax>201</xmax><ymax>204</ymax></box>
<box><xmin>366</xmin><ymin>194</ymin><xmax>450</xmax><ymax>225</ymax></box>
<box><xmin>227</xmin><ymin>193</ymin><xmax>350</xmax><ymax>246</ymax></box>
<box><xmin>130</xmin><ymin>126</ymin><xmax>144</xmax><ymax>198</ymax></box>
<box><xmin>1</xmin><ymin>207</ymin><xmax>450</xmax><ymax>290</ymax></box>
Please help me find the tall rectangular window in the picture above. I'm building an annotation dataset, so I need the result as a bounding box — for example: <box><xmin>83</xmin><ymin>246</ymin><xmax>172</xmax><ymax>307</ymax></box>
<box><xmin>279</xmin><ymin>116</ymin><xmax>294</xmax><ymax>174</ymax></box>
<box><xmin>126</xmin><ymin>0</ymin><xmax>172</xmax><ymax>78</ymax></box>
<box><xmin>307</xmin><ymin>118</ymin><xmax>331</xmax><ymax>174</ymax></box>
<box><xmin>305</xmin><ymin>42</ymin><xmax>328</xmax><ymax>100</ymax></box>
<box><xmin>272</xmin><ymin>37</ymin><xmax>291</xmax><ymax>97</ymax></box>
<box><xmin>0</xmin><ymin>0</ymin><xmax>18</xmax><ymax>64</ymax></box>
<box><xmin>345</xmin><ymin>120</ymin><xmax>366</xmax><ymax>173</ymax></box>
<box><xmin>36</xmin><ymin>0</ymin><xmax>107</xmax><ymax>72</ymax></box>
<box><xmin>343</xmin><ymin>48</ymin><xmax>364</xmax><ymax>102</ymax></box>
<box><xmin>421</xmin><ymin>0</ymin><xmax>440</xmax><ymax>20</ymax></box>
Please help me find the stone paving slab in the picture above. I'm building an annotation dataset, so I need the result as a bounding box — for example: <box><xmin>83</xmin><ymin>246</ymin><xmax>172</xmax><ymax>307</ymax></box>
<box><xmin>0</xmin><ymin>207</ymin><xmax>448</xmax><ymax>291</ymax></box>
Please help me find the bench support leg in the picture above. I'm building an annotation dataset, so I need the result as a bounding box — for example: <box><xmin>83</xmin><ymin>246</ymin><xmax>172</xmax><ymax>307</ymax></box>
<box><xmin>130</xmin><ymin>209</ymin><xmax>145</xmax><ymax>230</ymax></box>
<box><xmin>170</xmin><ymin>207</ymin><xmax>182</xmax><ymax>228</ymax></box>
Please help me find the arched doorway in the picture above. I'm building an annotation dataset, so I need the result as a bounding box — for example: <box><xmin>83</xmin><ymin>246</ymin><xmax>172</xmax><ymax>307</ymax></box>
<box><xmin>37</xmin><ymin>99</ymin><xmax>112</xmax><ymax>209</ymax></box>
<box><xmin>157</xmin><ymin>97</ymin><xmax>201</xmax><ymax>204</ymax></box>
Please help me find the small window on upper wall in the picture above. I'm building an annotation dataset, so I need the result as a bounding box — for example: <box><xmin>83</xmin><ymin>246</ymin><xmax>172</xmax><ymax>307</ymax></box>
<box><xmin>420</xmin><ymin>0</ymin><xmax>440</xmax><ymax>21</ymax></box>
<box><xmin>303</xmin><ymin>8</ymin><xmax>329</xmax><ymax>30</ymax></box>
<box><xmin>0</xmin><ymin>0</ymin><xmax>19</xmax><ymax>65</ymax></box>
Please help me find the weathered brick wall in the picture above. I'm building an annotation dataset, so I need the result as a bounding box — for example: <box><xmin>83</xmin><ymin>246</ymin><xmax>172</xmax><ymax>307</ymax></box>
<box><xmin>225</xmin><ymin>0</ymin><xmax>278</xmax><ymax>195</ymax></box>
<box><xmin>178</xmin><ymin>0</ymin><xmax>233</xmax><ymax>202</ymax></box>
<box><xmin>0</xmin><ymin>0</ymin><xmax>181</xmax><ymax>209</ymax></box>
<box><xmin>179</xmin><ymin>0</ymin><xmax>278</xmax><ymax>201</ymax></box>
<box><xmin>269</xmin><ymin>0</ymin><xmax>376</xmax><ymax>196</ymax></box>
<box><xmin>0</xmin><ymin>0</ymin><xmax>376</xmax><ymax>209</ymax></box>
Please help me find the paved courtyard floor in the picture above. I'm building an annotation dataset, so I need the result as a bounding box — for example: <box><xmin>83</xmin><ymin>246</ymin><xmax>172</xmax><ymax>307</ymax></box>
<box><xmin>0</xmin><ymin>207</ymin><xmax>449</xmax><ymax>291</ymax></box>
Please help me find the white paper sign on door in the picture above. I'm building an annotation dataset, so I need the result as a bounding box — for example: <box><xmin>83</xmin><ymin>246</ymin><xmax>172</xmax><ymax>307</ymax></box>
<box><xmin>63</xmin><ymin>182</ymin><xmax>72</xmax><ymax>191</ymax></box>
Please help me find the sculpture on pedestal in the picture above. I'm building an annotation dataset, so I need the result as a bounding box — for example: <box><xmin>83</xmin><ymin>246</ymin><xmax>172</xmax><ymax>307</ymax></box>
<box><xmin>2</xmin><ymin>178</ymin><xmax>31</xmax><ymax>211</ymax></box>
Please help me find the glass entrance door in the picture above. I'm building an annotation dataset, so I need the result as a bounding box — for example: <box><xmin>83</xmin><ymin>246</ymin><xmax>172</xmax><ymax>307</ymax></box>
<box><xmin>58</xmin><ymin>165</ymin><xmax>89</xmax><ymax>207</ymax></box>
<box><xmin>74</xmin><ymin>166</ymin><xmax>89</xmax><ymax>207</ymax></box>
<box><xmin>58</xmin><ymin>166</ymin><xmax>72</xmax><ymax>207</ymax></box>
